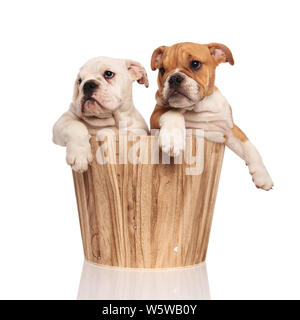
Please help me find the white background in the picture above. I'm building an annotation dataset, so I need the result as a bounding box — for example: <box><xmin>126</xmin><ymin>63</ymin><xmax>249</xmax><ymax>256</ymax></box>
<box><xmin>0</xmin><ymin>0</ymin><xmax>299</xmax><ymax>299</ymax></box>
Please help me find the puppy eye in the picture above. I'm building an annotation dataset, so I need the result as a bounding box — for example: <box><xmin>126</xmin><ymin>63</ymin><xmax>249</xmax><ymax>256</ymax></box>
<box><xmin>104</xmin><ymin>70</ymin><xmax>115</xmax><ymax>79</ymax></box>
<box><xmin>190</xmin><ymin>60</ymin><xmax>202</xmax><ymax>70</ymax></box>
<box><xmin>159</xmin><ymin>67</ymin><xmax>165</xmax><ymax>76</ymax></box>
<box><xmin>78</xmin><ymin>78</ymin><xmax>82</xmax><ymax>85</ymax></box>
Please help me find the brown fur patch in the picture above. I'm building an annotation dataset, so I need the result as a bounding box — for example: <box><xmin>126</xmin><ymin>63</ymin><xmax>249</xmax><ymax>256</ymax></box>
<box><xmin>150</xmin><ymin>104</ymin><xmax>172</xmax><ymax>129</ymax></box>
<box><xmin>232</xmin><ymin>125</ymin><xmax>248</xmax><ymax>142</ymax></box>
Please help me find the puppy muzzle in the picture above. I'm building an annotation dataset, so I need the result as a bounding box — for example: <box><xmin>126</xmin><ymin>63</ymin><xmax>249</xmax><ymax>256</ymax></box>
<box><xmin>163</xmin><ymin>71</ymin><xmax>201</xmax><ymax>109</ymax></box>
<box><xmin>81</xmin><ymin>80</ymin><xmax>112</xmax><ymax>118</ymax></box>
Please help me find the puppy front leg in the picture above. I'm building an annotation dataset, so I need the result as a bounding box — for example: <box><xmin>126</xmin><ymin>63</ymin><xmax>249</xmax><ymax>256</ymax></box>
<box><xmin>53</xmin><ymin>111</ymin><xmax>93</xmax><ymax>172</ymax></box>
<box><xmin>159</xmin><ymin>110</ymin><xmax>186</xmax><ymax>157</ymax></box>
<box><xmin>226</xmin><ymin>125</ymin><xmax>273</xmax><ymax>190</ymax></box>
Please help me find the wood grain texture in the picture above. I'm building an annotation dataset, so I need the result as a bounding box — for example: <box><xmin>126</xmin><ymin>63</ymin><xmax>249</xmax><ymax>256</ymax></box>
<box><xmin>73</xmin><ymin>135</ymin><xmax>225</xmax><ymax>268</ymax></box>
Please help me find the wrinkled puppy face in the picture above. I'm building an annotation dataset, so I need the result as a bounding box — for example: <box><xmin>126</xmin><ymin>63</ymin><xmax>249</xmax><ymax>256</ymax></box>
<box><xmin>151</xmin><ymin>42</ymin><xmax>234</xmax><ymax>109</ymax></box>
<box><xmin>72</xmin><ymin>57</ymin><xmax>148</xmax><ymax>119</ymax></box>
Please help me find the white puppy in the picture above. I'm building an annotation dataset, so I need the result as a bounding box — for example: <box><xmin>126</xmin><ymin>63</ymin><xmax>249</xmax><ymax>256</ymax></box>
<box><xmin>53</xmin><ymin>57</ymin><xmax>149</xmax><ymax>172</ymax></box>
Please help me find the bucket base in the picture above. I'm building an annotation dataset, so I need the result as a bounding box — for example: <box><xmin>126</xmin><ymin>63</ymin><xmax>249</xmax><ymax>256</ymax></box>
<box><xmin>84</xmin><ymin>257</ymin><xmax>207</xmax><ymax>271</ymax></box>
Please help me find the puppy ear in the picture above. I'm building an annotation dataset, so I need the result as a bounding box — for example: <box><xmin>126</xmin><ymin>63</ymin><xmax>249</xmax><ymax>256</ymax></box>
<box><xmin>126</xmin><ymin>60</ymin><xmax>149</xmax><ymax>88</ymax></box>
<box><xmin>72</xmin><ymin>74</ymin><xmax>80</xmax><ymax>102</ymax></box>
<box><xmin>151</xmin><ymin>46</ymin><xmax>167</xmax><ymax>71</ymax></box>
<box><xmin>207</xmin><ymin>43</ymin><xmax>234</xmax><ymax>66</ymax></box>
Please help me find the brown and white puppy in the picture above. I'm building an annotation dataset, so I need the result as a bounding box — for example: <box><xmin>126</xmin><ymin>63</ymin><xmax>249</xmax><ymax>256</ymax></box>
<box><xmin>53</xmin><ymin>56</ymin><xmax>149</xmax><ymax>172</ymax></box>
<box><xmin>150</xmin><ymin>42</ymin><xmax>273</xmax><ymax>190</ymax></box>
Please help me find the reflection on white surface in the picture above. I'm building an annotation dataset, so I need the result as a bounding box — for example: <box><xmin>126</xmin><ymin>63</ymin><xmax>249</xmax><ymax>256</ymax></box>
<box><xmin>77</xmin><ymin>260</ymin><xmax>210</xmax><ymax>300</ymax></box>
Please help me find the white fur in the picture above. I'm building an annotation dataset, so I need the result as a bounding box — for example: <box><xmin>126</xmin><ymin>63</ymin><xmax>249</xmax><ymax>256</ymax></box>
<box><xmin>184</xmin><ymin>89</ymin><xmax>233</xmax><ymax>132</ymax></box>
<box><xmin>53</xmin><ymin>57</ymin><xmax>149</xmax><ymax>172</ymax></box>
<box><xmin>183</xmin><ymin>90</ymin><xmax>233</xmax><ymax>143</ymax></box>
<box><xmin>242</xmin><ymin>140</ymin><xmax>273</xmax><ymax>190</ymax></box>
<box><xmin>159</xmin><ymin>110</ymin><xmax>186</xmax><ymax>157</ymax></box>
<box><xmin>53</xmin><ymin>110</ymin><xmax>92</xmax><ymax>173</ymax></box>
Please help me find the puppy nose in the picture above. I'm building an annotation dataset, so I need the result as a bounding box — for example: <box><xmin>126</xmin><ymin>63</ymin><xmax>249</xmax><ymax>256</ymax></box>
<box><xmin>169</xmin><ymin>74</ymin><xmax>183</xmax><ymax>89</ymax></box>
<box><xmin>83</xmin><ymin>80</ymin><xmax>98</xmax><ymax>96</ymax></box>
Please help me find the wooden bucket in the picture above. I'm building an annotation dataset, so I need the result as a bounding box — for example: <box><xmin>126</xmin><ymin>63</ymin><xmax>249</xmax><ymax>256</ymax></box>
<box><xmin>73</xmin><ymin>135</ymin><xmax>225</xmax><ymax>269</ymax></box>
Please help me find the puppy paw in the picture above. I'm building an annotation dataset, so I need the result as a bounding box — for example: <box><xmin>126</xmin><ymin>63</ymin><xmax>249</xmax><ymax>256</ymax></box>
<box><xmin>250</xmin><ymin>165</ymin><xmax>273</xmax><ymax>191</ymax></box>
<box><xmin>66</xmin><ymin>142</ymin><xmax>93</xmax><ymax>173</ymax></box>
<box><xmin>159</xmin><ymin>125</ymin><xmax>186</xmax><ymax>157</ymax></box>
